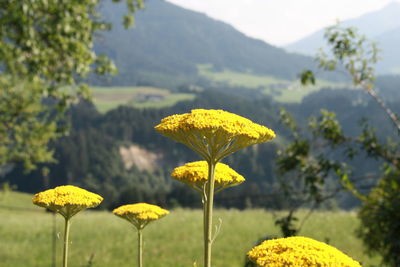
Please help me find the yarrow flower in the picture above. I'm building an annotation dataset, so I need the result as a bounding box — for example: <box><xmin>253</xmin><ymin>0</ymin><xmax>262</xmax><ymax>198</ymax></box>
<box><xmin>113</xmin><ymin>203</ymin><xmax>169</xmax><ymax>229</ymax></box>
<box><xmin>113</xmin><ymin>203</ymin><xmax>169</xmax><ymax>267</ymax></box>
<box><xmin>155</xmin><ymin>109</ymin><xmax>276</xmax><ymax>161</ymax></box>
<box><xmin>247</xmin><ymin>236</ymin><xmax>362</xmax><ymax>267</ymax></box>
<box><xmin>33</xmin><ymin>185</ymin><xmax>103</xmax><ymax>267</ymax></box>
<box><xmin>32</xmin><ymin>185</ymin><xmax>103</xmax><ymax>219</ymax></box>
<box><xmin>171</xmin><ymin>161</ymin><xmax>245</xmax><ymax>192</ymax></box>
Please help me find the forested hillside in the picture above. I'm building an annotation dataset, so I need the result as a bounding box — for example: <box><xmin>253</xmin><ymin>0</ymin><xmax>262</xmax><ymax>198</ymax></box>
<box><xmin>8</xmin><ymin>89</ymin><xmax>280</xmax><ymax>209</ymax></box>
<box><xmin>8</xmin><ymin>75</ymin><xmax>400</xmax><ymax>210</ymax></box>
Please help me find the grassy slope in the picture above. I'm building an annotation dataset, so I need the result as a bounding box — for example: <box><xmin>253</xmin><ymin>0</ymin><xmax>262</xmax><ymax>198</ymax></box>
<box><xmin>271</xmin><ymin>79</ymin><xmax>345</xmax><ymax>103</ymax></box>
<box><xmin>198</xmin><ymin>64</ymin><xmax>287</xmax><ymax>89</ymax></box>
<box><xmin>198</xmin><ymin>64</ymin><xmax>347</xmax><ymax>103</ymax></box>
<box><xmin>91</xmin><ymin>67</ymin><xmax>344</xmax><ymax>111</ymax></box>
<box><xmin>0</xmin><ymin>191</ymin><xmax>380</xmax><ymax>266</ymax></box>
<box><xmin>92</xmin><ymin>86</ymin><xmax>195</xmax><ymax>113</ymax></box>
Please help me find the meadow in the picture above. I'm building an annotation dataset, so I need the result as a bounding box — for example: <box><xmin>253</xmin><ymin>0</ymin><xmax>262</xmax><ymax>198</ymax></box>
<box><xmin>92</xmin><ymin>86</ymin><xmax>196</xmax><ymax>113</ymax></box>
<box><xmin>197</xmin><ymin>64</ymin><xmax>347</xmax><ymax>103</ymax></box>
<box><xmin>0</xmin><ymin>192</ymin><xmax>381</xmax><ymax>267</ymax></box>
<box><xmin>89</xmin><ymin>69</ymin><xmax>346</xmax><ymax>114</ymax></box>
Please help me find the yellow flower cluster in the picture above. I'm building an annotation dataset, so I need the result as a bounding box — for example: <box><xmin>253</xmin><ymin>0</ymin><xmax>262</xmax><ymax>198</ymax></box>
<box><xmin>171</xmin><ymin>161</ymin><xmax>245</xmax><ymax>191</ymax></box>
<box><xmin>155</xmin><ymin>109</ymin><xmax>276</xmax><ymax>160</ymax></box>
<box><xmin>247</xmin><ymin>236</ymin><xmax>361</xmax><ymax>267</ymax></box>
<box><xmin>32</xmin><ymin>185</ymin><xmax>103</xmax><ymax>219</ymax></box>
<box><xmin>113</xmin><ymin>203</ymin><xmax>169</xmax><ymax>229</ymax></box>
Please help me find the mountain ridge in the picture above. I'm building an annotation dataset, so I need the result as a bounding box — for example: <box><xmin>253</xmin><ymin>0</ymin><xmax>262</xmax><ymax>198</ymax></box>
<box><xmin>93</xmin><ymin>0</ymin><xmax>318</xmax><ymax>87</ymax></box>
<box><xmin>285</xmin><ymin>2</ymin><xmax>400</xmax><ymax>74</ymax></box>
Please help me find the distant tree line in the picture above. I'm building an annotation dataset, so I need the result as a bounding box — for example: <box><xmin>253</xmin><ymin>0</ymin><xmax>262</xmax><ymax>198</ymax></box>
<box><xmin>6</xmin><ymin>76</ymin><xmax>400</xmax><ymax>211</ymax></box>
<box><xmin>6</xmin><ymin>90</ymin><xmax>279</xmax><ymax>209</ymax></box>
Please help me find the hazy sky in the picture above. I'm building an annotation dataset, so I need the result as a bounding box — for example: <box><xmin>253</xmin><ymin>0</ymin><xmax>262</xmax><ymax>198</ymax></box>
<box><xmin>166</xmin><ymin>0</ymin><xmax>400</xmax><ymax>46</ymax></box>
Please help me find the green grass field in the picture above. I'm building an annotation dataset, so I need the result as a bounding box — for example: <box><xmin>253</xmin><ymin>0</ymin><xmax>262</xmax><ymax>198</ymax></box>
<box><xmin>92</xmin><ymin>86</ymin><xmax>196</xmax><ymax>113</ymax></box>
<box><xmin>0</xmin><ymin>191</ymin><xmax>380</xmax><ymax>266</ymax></box>
<box><xmin>198</xmin><ymin>64</ymin><xmax>347</xmax><ymax>103</ymax></box>
<box><xmin>198</xmin><ymin>64</ymin><xmax>287</xmax><ymax>89</ymax></box>
<box><xmin>269</xmin><ymin>79</ymin><xmax>346</xmax><ymax>103</ymax></box>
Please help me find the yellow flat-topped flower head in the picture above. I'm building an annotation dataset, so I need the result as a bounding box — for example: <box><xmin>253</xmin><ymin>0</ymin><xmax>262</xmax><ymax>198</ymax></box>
<box><xmin>171</xmin><ymin>161</ymin><xmax>245</xmax><ymax>192</ymax></box>
<box><xmin>32</xmin><ymin>185</ymin><xmax>103</xmax><ymax>219</ymax></box>
<box><xmin>155</xmin><ymin>109</ymin><xmax>276</xmax><ymax>161</ymax></box>
<box><xmin>247</xmin><ymin>236</ymin><xmax>362</xmax><ymax>267</ymax></box>
<box><xmin>113</xmin><ymin>203</ymin><xmax>169</xmax><ymax>230</ymax></box>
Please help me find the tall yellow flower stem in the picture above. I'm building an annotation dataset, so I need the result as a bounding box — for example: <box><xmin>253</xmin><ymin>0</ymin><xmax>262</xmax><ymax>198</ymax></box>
<box><xmin>173</xmin><ymin>160</ymin><xmax>245</xmax><ymax>267</ymax></box>
<box><xmin>113</xmin><ymin>203</ymin><xmax>169</xmax><ymax>267</ymax></box>
<box><xmin>63</xmin><ymin>217</ymin><xmax>71</xmax><ymax>267</ymax></box>
<box><xmin>138</xmin><ymin>228</ymin><xmax>143</xmax><ymax>267</ymax></box>
<box><xmin>204</xmin><ymin>161</ymin><xmax>216</xmax><ymax>267</ymax></box>
<box><xmin>202</xmin><ymin>196</ymin><xmax>207</xmax><ymax>255</ymax></box>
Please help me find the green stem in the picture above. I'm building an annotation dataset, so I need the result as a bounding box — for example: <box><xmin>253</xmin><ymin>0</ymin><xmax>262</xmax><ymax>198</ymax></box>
<box><xmin>204</xmin><ymin>161</ymin><xmax>216</xmax><ymax>267</ymax></box>
<box><xmin>63</xmin><ymin>217</ymin><xmax>71</xmax><ymax>267</ymax></box>
<box><xmin>202</xmin><ymin>195</ymin><xmax>207</xmax><ymax>253</ymax></box>
<box><xmin>52</xmin><ymin>212</ymin><xmax>57</xmax><ymax>267</ymax></box>
<box><xmin>138</xmin><ymin>229</ymin><xmax>143</xmax><ymax>267</ymax></box>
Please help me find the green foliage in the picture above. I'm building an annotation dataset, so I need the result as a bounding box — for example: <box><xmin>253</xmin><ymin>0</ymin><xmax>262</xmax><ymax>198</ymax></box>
<box><xmin>277</xmin><ymin>108</ymin><xmax>351</xmax><ymax>204</ymax></box>
<box><xmin>309</xmin><ymin>110</ymin><xmax>346</xmax><ymax>146</ymax></box>
<box><xmin>0</xmin><ymin>0</ymin><xmax>143</xmax><ymax>170</ymax></box>
<box><xmin>275</xmin><ymin>108</ymin><xmax>355</xmax><ymax>237</ymax></box>
<box><xmin>274</xmin><ymin>211</ymin><xmax>299</xmax><ymax>237</ymax></box>
<box><xmin>312</xmin><ymin>23</ymin><xmax>400</xmax><ymax>131</ymax></box>
<box><xmin>318</xmin><ymin>24</ymin><xmax>379</xmax><ymax>85</ymax></box>
<box><xmin>281</xmin><ymin>23</ymin><xmax>400</xmax><ymax>265</ymax></box>
<box><xmin>0</xmin><ymin>78</ymin><xmax>58</xmax><ymax>170</ymax></box>
<box><xmin>113</xmin><ymin>0</ymin><xmax>144</xmax><ymax>28</ymax></box>
<box><xmin>278</xmin><ymin>106</ymin><xmax>400</xmax><ymax>266</ymax></box>
<box><xmin>2</xmin><ymin>0</ymin><xmax>111</xmax><ymax>86</ymax></box>
<box><xmin>300</xmin><ymin>70</ymin><xmax>316</xmax><ymax>86</ymax></box>
<box><xmin>357</xmin><ymin>171</ymin><xmax>400</xmax><ymax>266</ymax></box>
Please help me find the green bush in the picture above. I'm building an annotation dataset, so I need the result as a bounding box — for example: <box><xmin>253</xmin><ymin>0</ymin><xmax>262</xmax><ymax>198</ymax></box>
<box><xmin>357</xmin><ymin>171</ymin><xmax>400</xmax><ymax>266</ymax></box>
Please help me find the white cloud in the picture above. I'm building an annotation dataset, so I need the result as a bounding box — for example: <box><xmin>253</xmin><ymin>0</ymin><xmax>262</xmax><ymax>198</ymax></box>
<box><xmin>166</xmin><ymin>0</ymin><xmax>400</xmax><ymax>46</ymax></box>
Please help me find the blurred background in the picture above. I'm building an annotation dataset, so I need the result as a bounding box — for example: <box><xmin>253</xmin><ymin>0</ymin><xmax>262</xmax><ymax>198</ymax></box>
<box><xmin>1</xmin><ymin>0</ymin><xmax>400</xmax><ymax>266</ymax></box>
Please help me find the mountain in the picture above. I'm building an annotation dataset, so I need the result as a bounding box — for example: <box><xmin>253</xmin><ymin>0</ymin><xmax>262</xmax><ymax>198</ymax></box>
<box><xmin>285</xmin><ymin>2</ymin><xmax>400</xmax><ymax>74</ymax></box>
<box><xmin>93</xmin><ymin>0</ymin><xmax>318</xmax><ymax>88</ymax></box>
<box><xmin>375</xmin><ymin>27</ymin><xmax>400</xmax><ymax>74</ymax></box>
